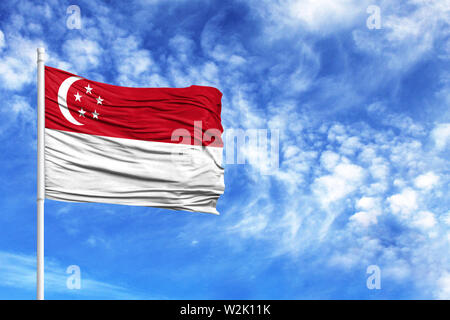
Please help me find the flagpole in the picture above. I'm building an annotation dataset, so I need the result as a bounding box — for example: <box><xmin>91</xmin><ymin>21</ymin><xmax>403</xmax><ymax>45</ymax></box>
<box><xmin>36</xmin><ymin>47</ymin><xmax>45</xmax><ymax>300</ymax></box>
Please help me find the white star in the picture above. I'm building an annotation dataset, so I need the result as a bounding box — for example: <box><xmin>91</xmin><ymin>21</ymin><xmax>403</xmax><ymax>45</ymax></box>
<box><xmin>74</xmin><ymin>92</ymin><xmax>82</xmax><ymax>102</ymax></box>
<box><xmin>85</xmin><ymin>84</ymin><xmax>93</xmax><ymax>94</ymax></box>
<box><xmin>96</xmin><ymin>96</ymin><xmax>104</xmax><ymax>105</ymax></box>
<box><xmin>92</xmin><ymin>110</ymin><xmax>99</xmax><ymax>119</ymax></box>
<box><xmin>78</xmin><ymin>108</ymin><xmax>86</xmax><ymax>117</ymax></box>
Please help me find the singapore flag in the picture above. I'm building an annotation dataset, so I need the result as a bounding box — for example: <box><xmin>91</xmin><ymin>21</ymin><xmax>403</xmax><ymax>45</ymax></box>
<box><xmin>44</xmin><ymin>66</ymin><xmax>224</xmax><ymax>214</ymax></box>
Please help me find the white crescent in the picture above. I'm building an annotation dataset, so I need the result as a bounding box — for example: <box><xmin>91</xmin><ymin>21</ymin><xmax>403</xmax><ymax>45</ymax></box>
<box><xmin>57</xmin><ymin>76</ymin><xmax>84</xmax><ymax>126</ymax></box>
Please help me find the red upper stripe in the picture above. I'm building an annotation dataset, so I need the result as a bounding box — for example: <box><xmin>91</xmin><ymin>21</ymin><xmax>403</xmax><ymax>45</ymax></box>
<box><xmin>45</xmin><ymin>66</ymin><xmax>223</xmax><ymax>147</ymax></box>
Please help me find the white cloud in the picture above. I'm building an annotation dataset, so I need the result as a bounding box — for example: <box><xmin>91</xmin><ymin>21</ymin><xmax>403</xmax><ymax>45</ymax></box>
<box><xmin>383</xmin><ymin>259</ymin><xmax>412</xmax><ymax>281</ymax></box>
<box><xmin>0</xmin><ymin>30</ymin><xmax>4</xmax><ymax>50</ymax></box>
<box><xmin>113</xmin><ymin>36</ymin><xmax>156</xmax><ymax>85</ymax></box>
<box><xmin>358</xmin><ymin>145</ymin><xmax>377</xmax><ymax>163</ymax></box>
<box><xmin>313</xmin><ymin>162</ymin><xmax>365</xmax><ymax>207</ymax></box>
<box><xmin>200</xmin><ymin>11</ymin><xmax>248</xmax><ymax>62</ymax></box>
<box><xmin>169</xmin><ymin>35</ymin><xmax>195</xmax><ymax>63</ymax></box>
<box><xmin>442</xmin><ymin>212</ymin><xmax>450</xmax><ymax>226</ymax></box>
<box><xmin>431</xmin><ymin>123</ymin><xmax>450</xmax><ymax>151</ymax></box>
<box><xmin>367</xmin><ymin>103</ymin><xmax>426</xmax><ymax>136</ymax></box>
<box><xmin>85</xmin><ymin>235</ymin><xmax>111</xmax><ymax>248</ymax></box>
<box><xmin>252</xmin><ymin>0</ymin><xmax>371</xmax><ymax>35</ymax></box>
<box><xmin>283</xmin><ymin>145</ymin><xmax>300</xmax><ymax>159</ymax></box>
<box><xmin>352</xmin><ymin>0</ymin><xmax>449</xmax><ymax>70</ymax></box>
<box><xmin>350</xmin><ymin>211</ymin><xmax>377</xmax><ymax>227</ymax></box>
<box><xmin>369</xmin><ymin>158</ymin><xmax>389</xmax><ymax>179</ymax></box>
<box><xmin>0</xmin><ymin>250</ymin><xmax>145</xmax><ymax>299</ymax></box>
<box><xmin>412</xmin><ymin>211</ymin><xmax>437</xmax><ymax>230</ymax></box>
<box><xmin>288</xmin><ymin>0</ymin><xmax>369</xmax><ymax>31</ymax></box>
<box><xmin>339</xmin><ymin>136</ymin><xmax>362</xmax><ymax>156</ymax></box>
<box><xmin>414</xmin><ymin>172</ymin><xmax>440</xmax><ymax>190</ymax></box>
<box><xmin>356</xmin><ymin>196</ymin><xmax>378</xmax><ymax>211</ymax></box>
<box><xmin>0</xmin><ymin>95</ymin><xmax>35</xmax><ymax>136</ymax></box>
<box><xmin>0</xmin><ymin>35</ymin><xmax>45</xmax><ymax>90</ymax></box>
<box><xmin>320</xmin><ymin>150</ymin><xmax>340</xmax><ymax>171</ymax></box>
<box><xmin>436</xmin><ymin>272</ymin><xmax>450</xmax><ymax>299</ymax></box>
<box><xmin>228</xmin><ymin>214</ymin><xmax>268</xmax><ymax>237</ymax></box>
<box><xmin>62</xmin><ymin>38</ymin><xmax>103</xmax><ymax>72</ymax></box>
<box><xmin>327</xmin><ymin>124</ymin><xmax>347</xmax><ymax>142</ymax></box>
<box><xmin>11</xmin><ymin>96</ymin><xmax>34</xmax><ymax>120</ymax></box>
<box><xmin>388</xmin><ymin>188</ymin><xmax>418</xmax><ymax>217</ymax></box>
<box><xmin>350</xmin><ymin>196</ymin><xmax>381</xmax><ymax>227</ymax></box>
<box><xmin>389</xmin><ymin>140</ymin><xmax>422</xmax><ymax>170</ymax></box>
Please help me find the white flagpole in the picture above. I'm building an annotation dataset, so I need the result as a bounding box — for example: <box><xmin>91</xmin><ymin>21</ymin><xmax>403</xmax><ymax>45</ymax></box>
<box><xmin>36</xmin><ymin>47</ymin><xmax>45</xmax><ymax>300</ymax></box>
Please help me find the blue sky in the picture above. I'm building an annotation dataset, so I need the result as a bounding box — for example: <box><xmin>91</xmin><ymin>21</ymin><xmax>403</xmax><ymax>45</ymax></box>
<box><xmin>0</xmin><ymin>0</ymin><xmax>449</xmax><ymax>299</ymax></box>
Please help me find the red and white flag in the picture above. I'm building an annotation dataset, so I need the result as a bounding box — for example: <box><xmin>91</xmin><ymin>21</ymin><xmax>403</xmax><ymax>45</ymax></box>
<box><xmin>44</xmin><ymin>66</ymin><xmax>225</xmax><ymax>214</ymax></box>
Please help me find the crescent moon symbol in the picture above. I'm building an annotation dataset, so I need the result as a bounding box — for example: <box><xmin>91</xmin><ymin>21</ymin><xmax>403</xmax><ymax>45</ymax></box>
<box><xmin>57</xmin><ymin>76</ymin><xmax>84</xmax><ymax>126</ymax></box>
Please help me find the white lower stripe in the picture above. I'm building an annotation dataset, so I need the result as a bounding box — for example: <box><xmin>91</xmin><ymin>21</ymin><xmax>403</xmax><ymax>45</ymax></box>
<box><xmin>45</xmin><ymin>128</ymin><xmax>225</xmax><ymax>214</ymax></box>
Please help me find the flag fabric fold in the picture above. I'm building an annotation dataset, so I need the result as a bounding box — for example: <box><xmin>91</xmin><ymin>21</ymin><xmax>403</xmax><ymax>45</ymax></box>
<box><xmin>44</xmin><ymin>66</ymin><xmax>224</xmax><ymax>214</ymax></box>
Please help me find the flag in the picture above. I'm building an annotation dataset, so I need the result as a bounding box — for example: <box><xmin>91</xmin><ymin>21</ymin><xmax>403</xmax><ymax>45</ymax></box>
<box><xmin>44</xmin><ymin>66</ymin><xmax>225</xmax><ymax>214</ymax></box>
